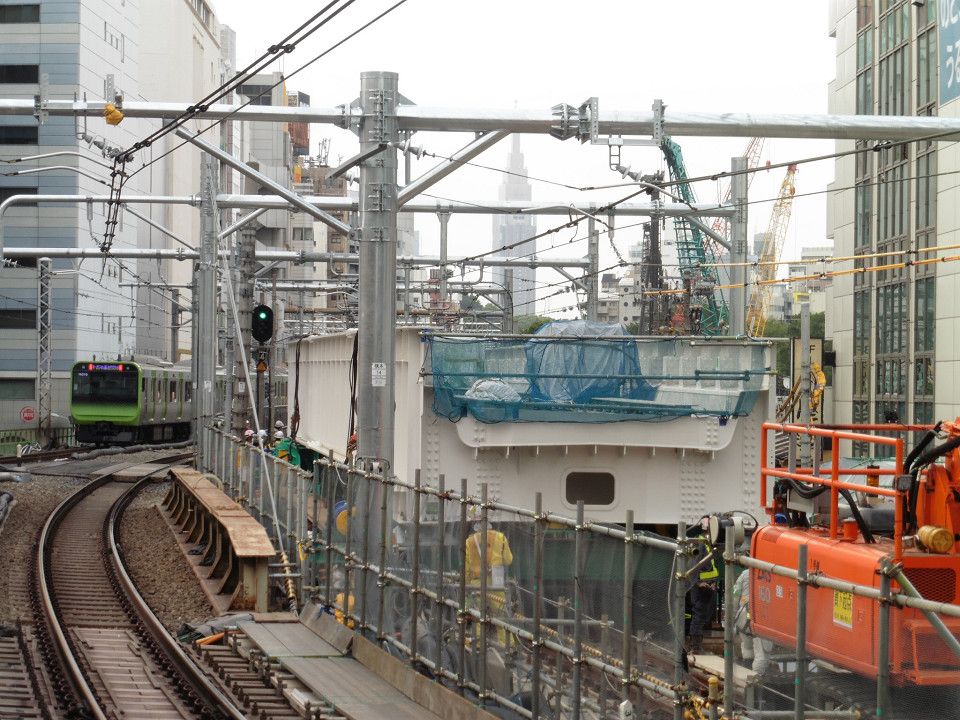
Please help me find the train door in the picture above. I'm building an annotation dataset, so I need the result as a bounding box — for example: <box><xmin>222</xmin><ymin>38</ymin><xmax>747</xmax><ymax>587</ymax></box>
<box><xmin>175</xmin><ymin>375</ymin><xmax>183</xmax><ymax>418</ymax></box>
<box><xmin>147</xmin><ymin>373</ymin><xmax>153</xmax><ymax>421</ymax></box>
<box><xmin>161</xmin><ymin>373</ymin><xmax>169</xmax><ymax>421</ymax></box>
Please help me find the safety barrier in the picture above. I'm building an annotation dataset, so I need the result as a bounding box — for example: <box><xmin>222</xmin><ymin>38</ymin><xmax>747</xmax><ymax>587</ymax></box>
<box><xmin>197</xmin><ymin>423</ymin><xmax>960</xmax><ymax>720</ymax></box>
<box><xmin>0</xmin><ymin>426</ymin><xmax>76</xmax><ymax>456</ymax></box>
<box><xmin>162</xmin><ymin>467</ymin><xmax>275</xmax><ymax>613</ymax></box>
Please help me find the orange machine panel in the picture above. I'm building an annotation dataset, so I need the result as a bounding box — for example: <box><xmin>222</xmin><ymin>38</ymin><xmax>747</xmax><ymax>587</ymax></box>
<box><xmin>751</xmin><ymin>524</ymin><xmax>960</xmax><ymax>686</ymax></box>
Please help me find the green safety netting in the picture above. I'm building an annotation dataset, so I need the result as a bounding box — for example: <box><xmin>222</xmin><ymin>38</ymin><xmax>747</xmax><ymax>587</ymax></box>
<box><xmin>425</xmin><ymin>321</ymin><xmax>770</xmax><ymax>423</ymax></box>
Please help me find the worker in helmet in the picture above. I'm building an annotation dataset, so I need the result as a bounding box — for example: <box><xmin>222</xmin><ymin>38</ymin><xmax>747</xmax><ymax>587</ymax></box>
<box><xmin>734</xmin><ymin>558</ymin><xmax>772</xmax><ymax>674</ymax></box>
<box><xmin>274</xmin><ymin>419</ymin><xmax>285</xmax><ymax>441</ymax></box>
<box><xmin>687</xmin><ymin>519</ymin><xmax>720</xmax><ymax>654</ymax></box>
<box><xmin>464</xmin><ymin>509</ymin><xmax>513</xmax><ymax>644</ymax></box>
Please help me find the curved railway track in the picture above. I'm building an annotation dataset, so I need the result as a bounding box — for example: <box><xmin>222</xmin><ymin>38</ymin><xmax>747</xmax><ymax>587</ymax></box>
<box><xmin>31</xmin><ymin>456</ymin><xmax>247</xmax><ymax>720</ymax></box>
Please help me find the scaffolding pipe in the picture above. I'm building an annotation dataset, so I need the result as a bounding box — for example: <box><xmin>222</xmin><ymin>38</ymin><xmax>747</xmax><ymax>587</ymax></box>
<box><xmin>795</xmin><ymin>544</ymin><xmax>808</xmax><ymax>720</ymax></box>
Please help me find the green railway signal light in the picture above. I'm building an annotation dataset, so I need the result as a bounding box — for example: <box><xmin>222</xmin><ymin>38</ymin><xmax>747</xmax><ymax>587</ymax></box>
<box><xmin>251</xmin><ymin>304</ymin><xmax>274</xmax><ymax>343</ymax></box>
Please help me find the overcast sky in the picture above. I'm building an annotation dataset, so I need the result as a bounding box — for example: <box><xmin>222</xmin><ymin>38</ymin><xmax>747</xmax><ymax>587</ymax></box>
<box><xmin>218</xmin><ymin>0</ymin><xmax>837</xmax><ymax>314</ymax></box>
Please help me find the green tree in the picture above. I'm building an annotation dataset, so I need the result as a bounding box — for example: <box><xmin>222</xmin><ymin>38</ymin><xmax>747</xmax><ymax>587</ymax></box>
<box><xmin>761</xmin><ymin>312</ymin><xmax>831</xmax><ymax>388</ymax></box>
<box><xmin>517</xmin><ymin>315</ymin><xmax>554</xmax><ymax>334</ymax></box>
<box><xmin>459</xmin><ymin>293</ymin><xmax>480</xmax><ymax>311</ymax></box>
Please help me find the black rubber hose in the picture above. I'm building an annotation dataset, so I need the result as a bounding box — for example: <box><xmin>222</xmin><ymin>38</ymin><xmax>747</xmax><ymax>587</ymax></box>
<box><xmin>786</xmin><ymin>477</ymin><xmax>829</xmax><ymax>500</ymax></box>
<box><xmin>904</xmin><ymin>422</ymin><xmax>941</xmax><ymax>473</ymax></box>
<box><xmin>908</xmin><ymin>433</ymin><xmax>960</xmax><ymax>475</ymax></box>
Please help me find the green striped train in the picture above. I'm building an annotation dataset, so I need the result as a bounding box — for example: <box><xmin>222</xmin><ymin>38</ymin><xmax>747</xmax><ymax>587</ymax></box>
<box><xmin>70</xmin><ymin>360</ymin><xmax>194</xmax><ymax>445</ymax></box>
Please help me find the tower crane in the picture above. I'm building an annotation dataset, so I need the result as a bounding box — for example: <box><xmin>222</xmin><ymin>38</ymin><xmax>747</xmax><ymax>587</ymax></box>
<box><xmin>708</xmin><ymin>137</ymin><xmax>765</xmax><ymax>261</ymax></box>
<box><xmin>660</xmin><ymin>137</ymin><xmax>728</xmax><ymax>334</ymax></box>
<box><xmin>745</xmin><ymin>164</ymin><xmax>797</xmax><ymax>338</ymax></box>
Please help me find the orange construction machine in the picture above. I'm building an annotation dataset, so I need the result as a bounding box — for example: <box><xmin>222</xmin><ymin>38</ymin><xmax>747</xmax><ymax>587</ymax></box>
<box><xmin>750</xmin><ymin>421</ymin><xmax>960</xmax><ymax>686</ymax></box>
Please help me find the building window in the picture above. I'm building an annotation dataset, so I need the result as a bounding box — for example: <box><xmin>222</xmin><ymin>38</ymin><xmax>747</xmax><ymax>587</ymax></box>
<box><xmin>237</xmin><ymin>84</ymin><xmax>274</xmax><ymax>106</ymax></box>
<box><xmin>0</xmin><ymin>4</ymin><xmax>39</xmax><ymax>22</ymax></box>
<box><xmin>855</xmin><ymin>184</ymin><xmax>872</xmax><ymax>249</ymax></box>
<box><xmin>917</xmin><ymin>27</ymin><xmax>937</xmax><ymax>108</ymax></box>
<box><xmin>916</xmin><ymin>149</ymin><xmax>936</xmax><ymax>230</ymax></box>
<box><xmin>0</xmin><ymin>64</ymin><xmax>39</xmax><ymax>84</ymax></box>
<box><xmin>875</xmin><ymin>283</ymin><xmax>906</xmax><ymax>356</ymax></box>
<box><xmin>915</xmin><ymin>276</ymin><xmax>935</xmax><ymax>352</ymax></box>
<box><xmin>852</xmin><ymin>400</ymin><xmax>871</xmax><ymax>456</ymax></box>
<box><xmin>0</xmin><ymin>308</ymin><xmax>37</xmax><ymax>329</ymax></box>
<box><xmin>0</xmin><ymin>378</ymin><xmax>34</xmax><ymax>399</ymax></box>
<box><xmin>0</xmin><ymin>186</ymin><xmax>38</xmax><ymax>202</ymax></box>
<box><xmin>877</xmin><ymin>146</ymin><xmax>908</xmax><ymax>243</ymax></box>
<box><xmin>854</xmin><ymin>290</ymin><xmax>870</xmax><ymax>356</ymax></box>
<box><xmin>0</xmin><ymin>125</ymin><xmax>38</xmax><ymax>145</ymax></box>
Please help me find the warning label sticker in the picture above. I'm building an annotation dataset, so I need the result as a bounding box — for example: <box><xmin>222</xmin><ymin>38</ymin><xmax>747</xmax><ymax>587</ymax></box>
<box><xmin>833</xmin><ymin>590</ymin><xmax>853</xmax><ymax>628</ymax></box>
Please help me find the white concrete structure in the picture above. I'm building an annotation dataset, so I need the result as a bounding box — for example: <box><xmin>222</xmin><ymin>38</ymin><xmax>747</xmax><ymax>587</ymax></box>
<box><xmin>295</xmin><ymin>327</ymin><xmax>775</xmax><ymax>526</ymax></box>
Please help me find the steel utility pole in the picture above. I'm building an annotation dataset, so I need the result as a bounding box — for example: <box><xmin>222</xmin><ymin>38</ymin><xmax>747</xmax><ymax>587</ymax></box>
<box><xmin>231</xmin><ymin>225</ymin><xmax>256</xmax><ymax>435</ymax></box>
<box><xmin>356</xmin><ymin>71</ymin><xmax>399</xmax><ymax>473</ymax></box>
<box><xmin>729</xmin><ymin>157</ymin><xmax>748</xmax><ymax>336</ymax></box>
<box><xmin>585</xmin><ymin>213</ymin><xmax>598</xmax><ymax>322</ymax></box>
<box><xmin>37</xmin><ymin>257</ymin><xmax>51</xmax><ymax>446</ymax></box>
<box><xmin>196</xmin><ymin>156</ymin><xmax>219</xmax><ymax>458</ymax></box>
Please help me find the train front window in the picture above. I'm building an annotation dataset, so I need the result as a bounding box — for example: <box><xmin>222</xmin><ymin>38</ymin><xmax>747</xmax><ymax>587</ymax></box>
<box><xmin>73</xmin><ymin>367</ymin><xmax>139</xmax><ymax>403</ymax></box>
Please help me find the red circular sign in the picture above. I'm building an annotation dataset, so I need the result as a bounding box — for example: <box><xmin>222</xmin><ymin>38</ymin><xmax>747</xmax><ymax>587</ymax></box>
<box><xmin>20</xmin><ymin>406</ymin><xmax>36</xmax><ymax>422</ymax></box>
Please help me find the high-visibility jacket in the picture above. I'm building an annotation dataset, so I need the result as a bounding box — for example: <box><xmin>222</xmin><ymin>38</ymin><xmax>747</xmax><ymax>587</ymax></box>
<box><xmin>464</xmin><ymin>529</ymin><xmax>513</xmax><ymax>584</ymax></box>
<box><xmin>698</xmin><ymin>536</ymin><xmax>720</xmax><ymax>582</ymax></box>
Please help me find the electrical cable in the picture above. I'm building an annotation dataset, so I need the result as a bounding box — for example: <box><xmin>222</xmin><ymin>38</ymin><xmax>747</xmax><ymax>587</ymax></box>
<box><xmin>121</xmin><ymin>0</ymin><xmax>358</xmax><ymax>162</ymax></box>
<box><xmin>122</xmin><ymin>0</ymin><xmax>410</xmax><ymax>185</ymax></box>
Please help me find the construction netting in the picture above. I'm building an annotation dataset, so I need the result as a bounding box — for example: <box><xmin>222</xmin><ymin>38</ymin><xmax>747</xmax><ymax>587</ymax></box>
<box><xmin>424</xmin><ymin>322</ymin><xmax>770</xmax><ymax>423</ymax></box>
<box><xmin>203</xmin><ymin>426</ymin><xmax>960</xmax><ymax>720</ymax></box>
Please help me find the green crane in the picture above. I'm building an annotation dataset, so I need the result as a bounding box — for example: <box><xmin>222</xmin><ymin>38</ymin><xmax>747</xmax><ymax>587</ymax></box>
<box><xmin>660</xmin><ymin>137</ymin><xmax>728</xmax><ymax>334</ymax></box>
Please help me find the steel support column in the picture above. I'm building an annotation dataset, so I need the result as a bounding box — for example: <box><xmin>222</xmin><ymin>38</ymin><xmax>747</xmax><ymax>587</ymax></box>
<box><xmin>37</xmin><ymin>257</ymin><xmax>51</xmax><ymax>446</ymax></box>
<box><xmin>196</xmin><ymin>156</ymin><xmax>218</xmax><ymax>460</ymax></box>
<box><xmin>356</xmin><ymin>71</ymin><xmax>398</xmax><ymax>471</ymax></box>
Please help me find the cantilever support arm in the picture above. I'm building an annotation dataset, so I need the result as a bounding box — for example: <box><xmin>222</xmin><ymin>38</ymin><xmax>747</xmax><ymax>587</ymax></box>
<box><xmin>174</xmin><ymin>127</ymin><xmax>354</xmax><ymax>238</ymax></box>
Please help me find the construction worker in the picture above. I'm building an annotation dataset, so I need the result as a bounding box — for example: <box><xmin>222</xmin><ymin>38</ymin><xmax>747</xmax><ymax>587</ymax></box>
<box><xmin>687</xmin><ymin>521</ymin><xmax>719</xmax><ymax>653</ymax></box>
<box><xmin>734</xmin><ymin>560</ymin><xmax>772</xmax><ymax>674</ymax></box>
<box><xmin>464</xmin><ymin>511</ymin><xmax>513</xmax><ymax>644</ymax></box>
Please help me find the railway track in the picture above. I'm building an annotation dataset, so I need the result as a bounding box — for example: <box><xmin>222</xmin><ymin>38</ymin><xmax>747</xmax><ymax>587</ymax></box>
<box><xmin>0</xmin><ymin>454</ymin><xmax>319</xmax><ymax>720</ymax></box>
<box><xmin>0</xmin><ymin>446</ymin><xmax>81</xmax><ymax>465</ymax></box>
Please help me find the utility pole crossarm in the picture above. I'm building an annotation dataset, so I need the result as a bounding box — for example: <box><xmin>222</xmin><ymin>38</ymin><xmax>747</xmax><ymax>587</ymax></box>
<box><xmin>174</xmin><ymin>128</ymin><xmax>353</xmax><ymax>237</ymax></box>
<box><xmin>4</xmin><ymin>98</ymin><xmax>960</xmax><ymax>140</ymax></box>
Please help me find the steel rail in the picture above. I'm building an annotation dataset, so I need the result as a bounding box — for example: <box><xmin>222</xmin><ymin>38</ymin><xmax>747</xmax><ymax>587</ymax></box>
<box><xmin>36</xmin><ymin>453</ymin><xmax>242</xmax><ymax>720</ymax></box>
<box><xmin>108</xmin><ymin>472</ymin><xmax>249</xmax><ymax>720</ymax></box>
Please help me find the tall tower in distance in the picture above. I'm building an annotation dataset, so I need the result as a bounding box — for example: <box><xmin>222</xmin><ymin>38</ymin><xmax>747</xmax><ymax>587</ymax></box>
<box><xmin>492</xmin><ymin>136</ymin><xmax>537</xmax><ymax>318</ymax></box>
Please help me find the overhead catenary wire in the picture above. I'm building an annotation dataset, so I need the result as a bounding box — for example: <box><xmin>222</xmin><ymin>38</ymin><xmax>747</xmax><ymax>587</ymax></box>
<box><xmin>120</xmin><ymin>0</ymin><xmax>410</xmax><ymax>185</ymax></box>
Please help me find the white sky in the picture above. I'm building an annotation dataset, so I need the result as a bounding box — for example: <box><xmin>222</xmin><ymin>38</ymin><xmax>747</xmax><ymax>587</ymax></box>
<box><xmin>218</xmin><ymin>0</ymin><xmax>837</xmax><ymax>315</ymax></box>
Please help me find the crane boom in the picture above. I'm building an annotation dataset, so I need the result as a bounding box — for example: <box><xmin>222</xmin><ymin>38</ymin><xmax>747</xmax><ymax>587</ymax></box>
<box><xmin>708</xmin><ymin>137</ymin><xmax>765</xmax><ymax>254</ymax></box>
<box><xmin>660</xmin><ymin>137</ymin><xmax>728</xmax><ymax>334</ymax></box>
<box><xmin>746</xmin><ymin>164</ymin><xmax>797</xmax><ymax>337</ymax></box>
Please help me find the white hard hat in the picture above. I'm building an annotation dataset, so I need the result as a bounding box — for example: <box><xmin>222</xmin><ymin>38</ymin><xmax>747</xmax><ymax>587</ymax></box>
<box><xmin>275</xmin><ymin>420</ymin><xmax>284</xmax><ymax>429</ymax></box>
<box><xmin>244</xmin><ymin>429</ymin><xmax>254</xmax><ymax>437</ymax></box>
<box><xmin>274</xmin><ymin>430</ymin><xmax>284</xmax><ymax>440</ymax></box>
<box><xmin>258</xmin><ymin>429</ymin><xmax>267</xmax><ymax>438</ymax></box>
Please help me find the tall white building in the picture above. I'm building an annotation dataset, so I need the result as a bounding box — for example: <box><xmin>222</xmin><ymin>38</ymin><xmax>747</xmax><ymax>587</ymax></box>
<box><xmin>826</xmin><ymin>1</ymin><xmax>945</xmax><ymax>455</ymax></box>
<box><xmin>492</xmin><ymin>136</ymin><xmax>537</xmax><ymax>317</ymax></box>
